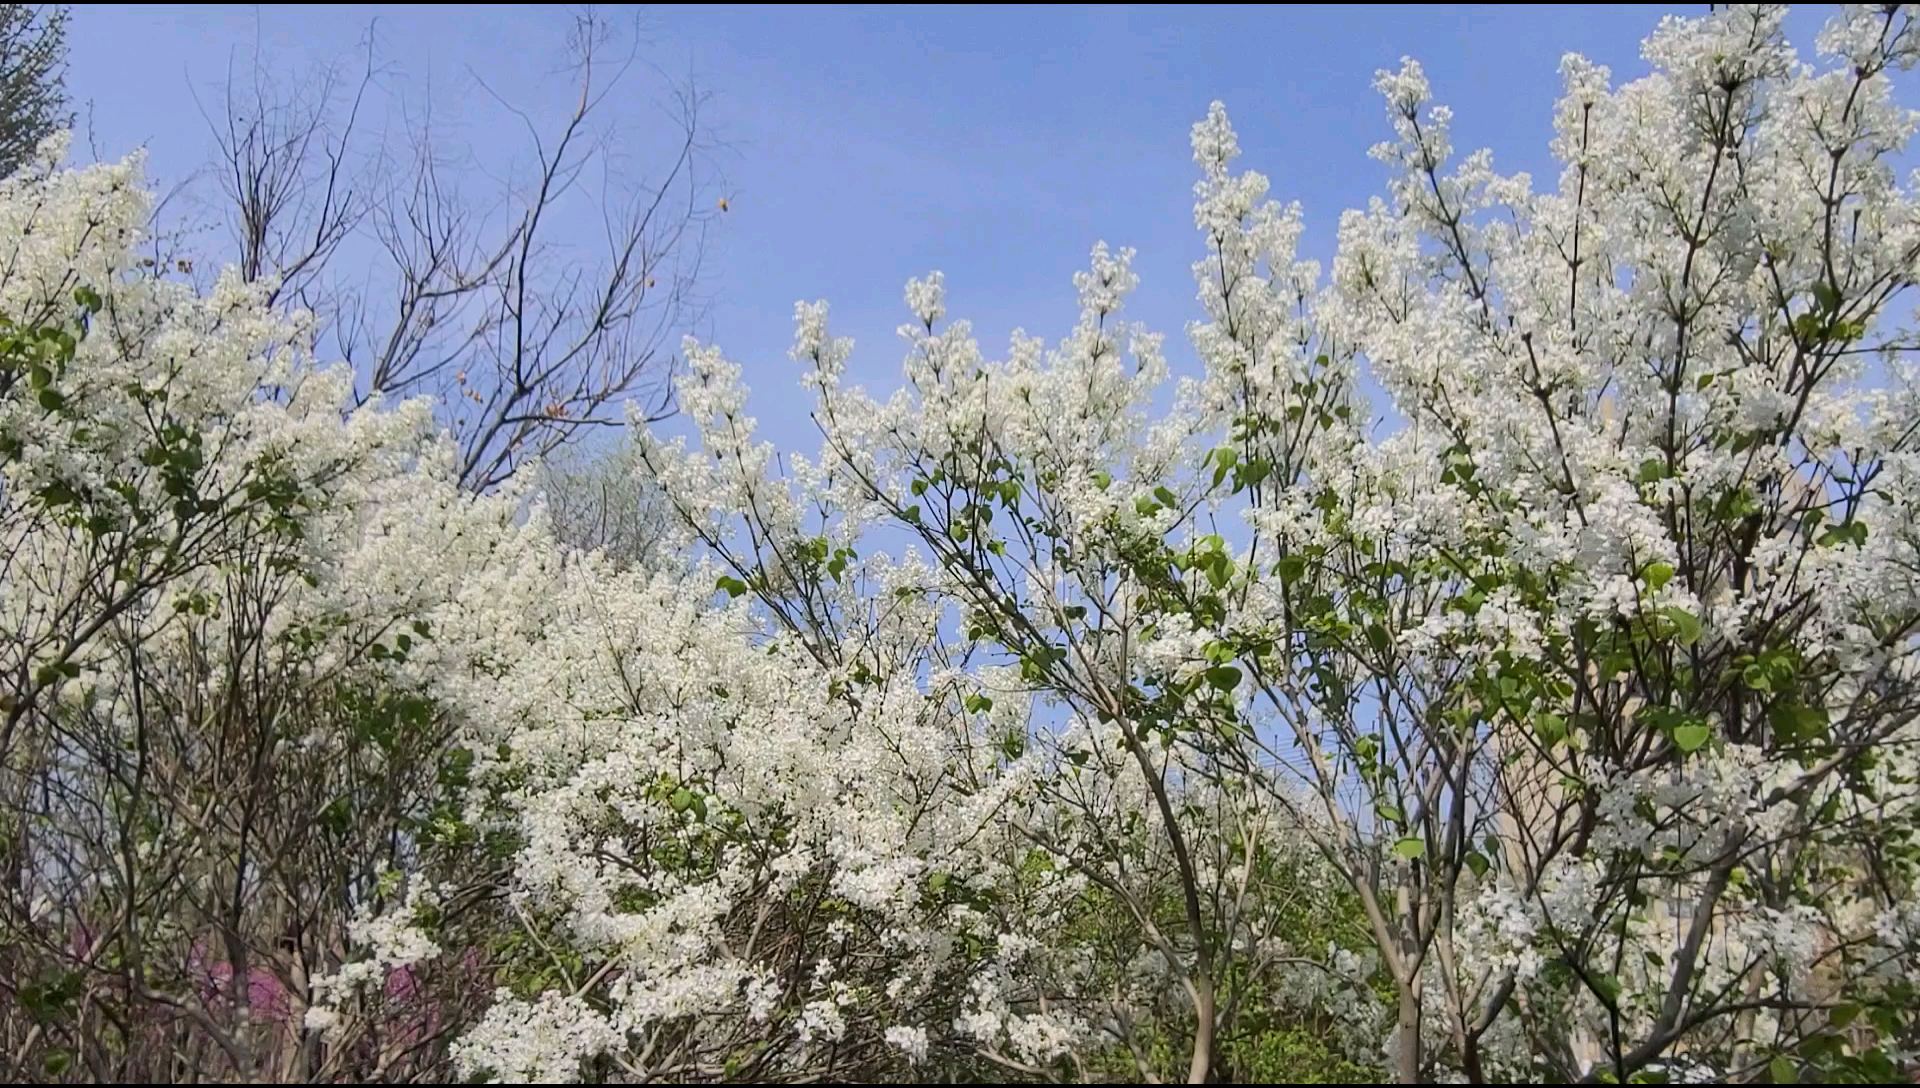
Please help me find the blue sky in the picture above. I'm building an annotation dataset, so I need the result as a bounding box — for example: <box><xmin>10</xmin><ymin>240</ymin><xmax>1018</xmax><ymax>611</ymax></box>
<box><xmin>68</xmin><ymin>4</ymin><xmax>1832</xmax><ymax>449</ymax></box>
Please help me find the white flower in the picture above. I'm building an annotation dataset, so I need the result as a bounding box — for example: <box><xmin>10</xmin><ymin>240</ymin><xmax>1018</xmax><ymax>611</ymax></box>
<box><xmin>884</xmin><ymin>1024</ymin><xmax>929</xmax><ymax>1064</ymax></box>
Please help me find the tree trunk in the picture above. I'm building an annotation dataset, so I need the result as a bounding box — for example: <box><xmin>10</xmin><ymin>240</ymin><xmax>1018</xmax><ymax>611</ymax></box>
<box><xmin>1186</xmin><ymin>976</ymin><xmax>1215</xmax><ymax>1083</ymax></box>
<box><xmin>1395</xmin><ymin>981</ymin><xmax>1423</xmax><ymax>1083</ymax></box>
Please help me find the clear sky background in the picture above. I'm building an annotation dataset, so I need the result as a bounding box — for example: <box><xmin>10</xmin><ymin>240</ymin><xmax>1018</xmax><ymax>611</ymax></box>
<box><xmin>65</xmin><ymin>4</ymin><xmax>1840</xmax><ymax>450</ymax></box>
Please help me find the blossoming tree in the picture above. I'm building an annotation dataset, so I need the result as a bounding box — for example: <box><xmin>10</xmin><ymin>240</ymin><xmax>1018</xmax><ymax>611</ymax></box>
<box><xmin>599</xmin><ymin>4</ymin><xmax>1920</xmax><ymax>1081</ymax></box>
<box><xmin>0</xmin><ymin>135</ymin><xmax>528</xmax><ymax>1080</ymax></box>
<box><xmin>5</xmin><ymin>3</ymin><xmax>1920</xmax><ymax>1085</ymax></box>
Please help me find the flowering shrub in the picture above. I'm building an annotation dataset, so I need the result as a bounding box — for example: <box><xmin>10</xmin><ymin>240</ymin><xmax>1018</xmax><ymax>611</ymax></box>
<box><xmin>0</xmin><ymin>135</ymin><xmax>512</xmax><ymax>1080</ymax></box>
<box><xmin>5</xmin><ymin>4</ymin><xmax>1920</xmax><ymax>1084</ymax></box>
<box><xmin>597</xmin><ymin>5</ymin><xmax>1920</xmax><ymax>1080</ymax></box>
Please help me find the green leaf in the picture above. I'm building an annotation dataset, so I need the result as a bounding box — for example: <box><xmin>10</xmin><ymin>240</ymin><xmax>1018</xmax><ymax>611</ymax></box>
<box><xmin>715</xmin><ymin>575</ymin><xmax>748</xmax><ymax>598</ymax></box>
<box><xmin>1204</xmin><ymin>665</ymin><xmax>1241</xmax><ymax>692</ymax></box>
<box><xmin>1277</xmin><ymin>554</ymin><xmax>1307</xmax><ymax>584</ymax></box>
<box><xmin>1210</xmin><ymin>447</ymin><xmax>1237</xmax><ymax>488</ymax></box>
<box><xmin>1365</xmin><ymin>623</ymin><xmax>1392</xmax><ymax>654</ymax></box>
<box><xmin>1204</xmin><ymin>554</ymin><xmax>1231</xmax><ymax>590</ymax></box>
<box><xmin>1663</xmin><ymin>606</ymin><xmax>1703</xmax><ymax>647</ymax></box>
<box><xmin>1817</xmin><ymin>520</ymin><xmax>1867</xmax><ymax>548</ymax></box>
<box><xmin>669</xmin><ymin>788</ymin><xmax>696</xmax><ymax>814</ymax></box>
<box><xmin>1770</xmin><ymin>1055</ymin><xmax>1797</xmax><ymax>1084</ymax></box>
<box><xmin>1391</xmin><ymin>837</ymin><xmax>1426</xmax><ymax>861</ymax></box>
<box><xmin>1770</xmin><ymin>701</ymin><xmax>1829</xmax><ymax>744</ymax></box>
<box><xmin>1673</xmin><ymin>723</ymin><xmax>1711</xmax><ymax>753</ymax></box>
<box><xmin>964</xmin><ymin>693</ymin><xmax>994</xmax><ymax>714</ymax></box>
<box><xmin>1812</xmin><ymin>279</ymin><xmax>1841</xmax><ymax>315</ymax></box>
<box><xmin>1535</xmin><ymin>713</ymin><xmax>1568</xmax><ymax>746</ymax></box>
<box><xmin>1001</xmin><ymin>730</ymin><xmax>1026</xmax><ymax>760</ymax></box>
<box><xmin>1642</xmin><ymin>562</ymin><xmax>1674</xmax><ymax>593</ymax></box>
<box><xmin>1464</xmin><ymin>850</ymin><xmax>1491</xmax><ymax>878</ymax></box>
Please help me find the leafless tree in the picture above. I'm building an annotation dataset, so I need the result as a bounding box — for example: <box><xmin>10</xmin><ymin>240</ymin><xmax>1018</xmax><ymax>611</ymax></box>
<box><xmin>537</xmin><ymin>435</ymin><xmax>673</xmax><ymax>569</ymax></box>
<box><xmin>199</xmin><ymin>10</ymin><xmax>713</xmax><ymax>491</ymax></box>
<box><xmin>197</xmin><ymin>28</ymin><xmax>374</xmax><ymax>313</ymax></box>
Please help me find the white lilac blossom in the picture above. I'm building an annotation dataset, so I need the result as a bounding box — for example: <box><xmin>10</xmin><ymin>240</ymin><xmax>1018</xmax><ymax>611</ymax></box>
<box><xmin>7</xmin><ymin>5</ymin><xmax>1920</xmax><ymax>1086</ymax></box>
<box><xmin>602</xmin><ymin>6</ymin><xmax>1920</xmax><ymax>1081</ymax></box>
